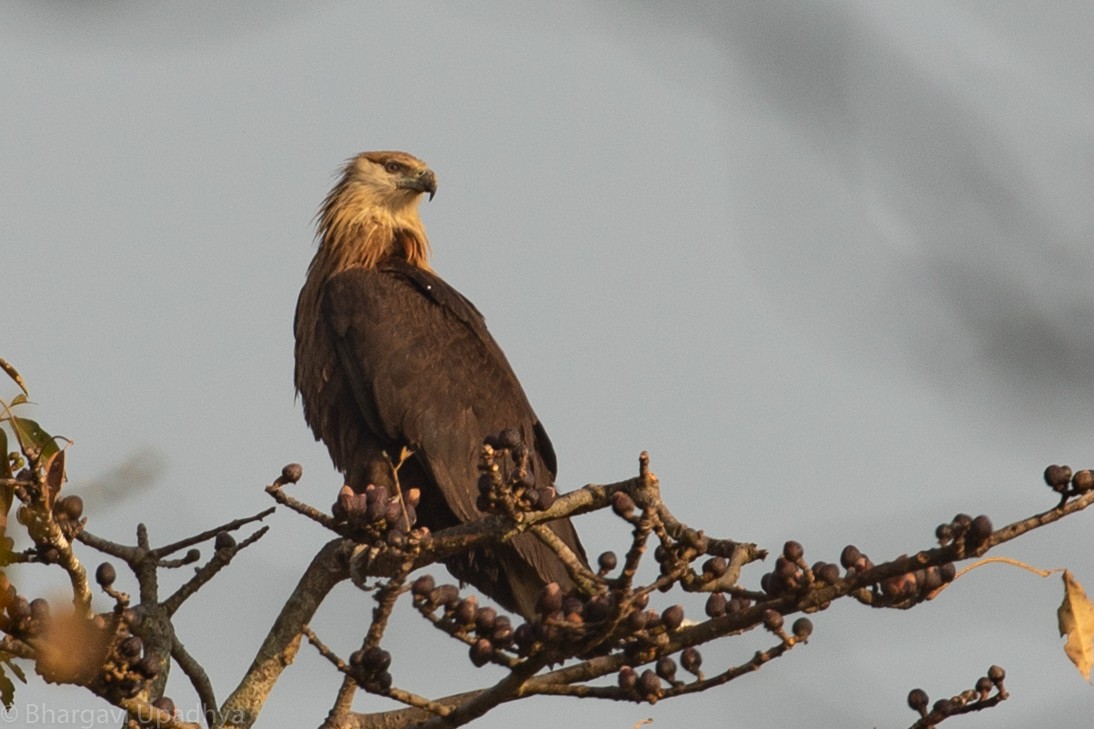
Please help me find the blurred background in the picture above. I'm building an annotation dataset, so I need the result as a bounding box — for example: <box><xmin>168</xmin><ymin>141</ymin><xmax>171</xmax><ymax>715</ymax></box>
<box><xmin>3</xmin><ymin>1</ymin><xmax>1094</xmax><ymax>726</ymax></box>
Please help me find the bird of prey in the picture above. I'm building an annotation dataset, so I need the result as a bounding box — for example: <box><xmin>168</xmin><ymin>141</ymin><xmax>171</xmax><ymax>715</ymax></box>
<box><xmin>294</xmin><ymin>151</ymin><xmax>587</xmax><ymax>617</ymax></box>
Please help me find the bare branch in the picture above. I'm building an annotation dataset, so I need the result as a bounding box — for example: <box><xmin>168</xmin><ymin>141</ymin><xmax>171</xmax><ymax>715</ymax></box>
<box><xmin>151</xmin><ymin>507</ymin><xmax>276</xmax><ymax>560</ymax></box>
<box><xmin>173</xmin><ymin>636</ymin><xmax>219</xmax><ymax>727</ymax></box>
<box><xmin>218</xmin><ymin>538</ymin><xmax>352</xmax><ymax>729</ymax></box>
<box><xmin>162</xmin><ymin>526</ymin><xmax>269</xmax><ymax>616</ymax></box>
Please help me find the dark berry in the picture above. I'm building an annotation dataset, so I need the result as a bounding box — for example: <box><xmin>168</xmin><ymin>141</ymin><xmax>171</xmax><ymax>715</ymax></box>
<box><xmin>430</xmin><ymin>584</ymin><xmax>461</xmax><ymax>609</ymax></box>
<box><xmin>940</xmin><ymin>563</ymin><xmax>956</xmax><ymax>583</ymax></box>
<box><xmin>214</xmin><ymin>532</ymin><xmax>236</xmax><ymax>551</ymax></box>
<box><xmin>513</xmin><ymin>623</ymin><xmax>535</xmax><ymax>654</ymax></box>
<box><xmin>655</xmin><ymin>656</ymin><xmax>676</xmax><ymax>681</ymax></box>
<box><xmin>411</xmin><ymin>574</ymin><xmax>435</xmax><ymax>599</ymax></box>
<box><xmin>907</xmin><ymin>688</ymin><xmax>929</xmax><ymax>713</ymax></box>
<box><xmin>1044</xmin><ymin>464</ymin><xmax>1072</xmax><ymax>490</ymax></box>
<box><xmin>134</xmin><ymin>654</ymin><xmax>162</xmax><ymax>679</ymax></box>
<box><xmin>936</xmin><ymin>522</ymin><xmax>953</xmax><ymax>543</ymax></box>
<box><xmin>7</xmin><ymin>597</ymin><xmax>30</xmax><ymax>621</ymax></box>
<box><xmin>29</xmin><ymin>598</ymin><xmax>49</xmax><ymax>622</ymax></box>
<box><xmin>839</xmin><ymin>545</ymin><xmax>861</xmax><ymax>569</ymax></box>
<box><xmin>611</xmin><ymin>491</ymin><xmax>636</xmax><ymax>519</ymax></box>
<box><xmin>152</xmin><ymin>696</ymin><xmax>176</xmax><ymax>716</ymax></box>
<box><xmin>702</xmin><ymin>557</ymin><xmax>728</xmax><ymax>580</ymax></box>
<box><xmin>584</xmin><ymin>595</ymin><xmax>612</xmax><ymax>622</ymax></box>
<box><xmin>281</xmin><ymin>463</ymin><xmax>303</xmax><ymax>484</ymax></box>
<box><xmin>454</xmin><ymin>596</ymin><xmax>478</xmax><ymax>626</ymax></box>
<box><xmin>96</xmin><ymin>562</ymin><xmax>117</xmax><ymax>588</ymax></box>
<box><xmin>966</xmin><ymin>515</ymin><xmax>993</xmax><ymax>546</ymax></box>
<box><xmin>497</xmin><ymin>428</ymin><xmax>522</xmax><ymax>450</ymax></box>
<box><xmin>469</xmin><ymin>638</ymin><xmax>493</xmax><ymax>667</ymax></box>
<box><xmin>491</xmin><ymin>616</ymin><xmax>513</xmax><ymax>646</ymax></box>
<box><xmin>1073</xmin><ymin>469</ymin><xmax>1094</xmax><ymax>493</ymax></box>
<box><xmin>661</xmin><ymin>605</ymin><xmax>684</xmax><ymax>631</ymax></box>
<box><xmin>681</xmin><ymin>647</ymin><xmax>702</xmax><ymax>674</ymax></box>
<box><xmin>597</xmin><ymin>551</ymin><xmax>618</xmax><ymax>573</ymax></box>
<box><xmin>382</xmin><ymin>500</ymin><xmax>403</xmax><ymax>524</ymax></box>
<box><xmin>762</xmin><ymin>609</ymin><xmax>783</xmax><ymax>632</ymax></box>
<box><xmin>705</xmin><ymin>593</ymin><xmax>727</xmax><ymax>618</ymax></box>
<box><xmin>638</xmin><ymin>670</ymin><xmax>661</xmax><ymax>701</ymax></box>
<box><xmin>474</xmin><ymin>606</ymin><xmax>498</xmax><ymax>634</ymax></box>
<box><xmin>536</xmin><ymin>583</ymin><xmax>563</xmax><ymax>615</ymax></box>
<box><xmin>360</xmin><ymin>647</ymin><xmax>391</xmax><ymax>672</ymax></box>
<box><xmin>119</xmin><ymin>635</ymin><xmax>143</xmax><ymax>659</ymax></box>
<box><xmin>791</xmin><ymin>617</ymin><xmax>813</xmax><ymax>639</ymax></box>
<box><xmin>57</xmin><ymin>495</ymin><xmax>83</xmax><ymax>520</ymax></box>
<box><xmin>815</xmin><ymin>562</ymin><xmax>840</xmax><ymax>584</ymax></box>
<box><xmin>533</xmin><ymin>486</ymin><xmax>557</xmax><ymax>510</ymax></box>
<box><xmin>558</xmin><ymin>597</ymin><xmax>580</xmax><ymax>618</ymax></box>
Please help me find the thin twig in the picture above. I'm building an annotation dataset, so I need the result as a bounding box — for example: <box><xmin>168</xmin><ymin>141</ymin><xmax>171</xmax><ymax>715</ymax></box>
<box><xmin>173</xmin><ymin>636</ymin><xmax>220</xmax><ymax>727</ymax></box>
<box><xmin>162</xmin><ymin>526</ymin><xmax>269</xmax><ymax>616</ymax></box>
<box><xmin>151</xmin><ymin>507</ymin><xmax>275</xmax><ymax>559</ymax></box>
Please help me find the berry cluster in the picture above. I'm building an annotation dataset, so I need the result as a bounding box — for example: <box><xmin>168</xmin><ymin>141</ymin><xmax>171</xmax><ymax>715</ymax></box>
<box><xmin>1045</xmin><ymin>464</ymin><xmax>1094</xmax><ymax>503</ymax></box>
<box><xmin>332</xmin><ymin>483</ymin><xmax>422</xmax><ymax>545</ymax></box>
<box><xmin>477</xmin><ymin>428</ymin><xmax>557</xmax><ymax>514</ymax></box>
<box><xmin>760</xmin><ymin>541</ymin><xmax>812</xmax><ymax>597</ymax></box>
<box><xmin>349</xmin><ymin>645</ymin><xmax>393</xmax><ymax>692</ymax></box>
<box><xmin>0</xmin><ymin>575</ymin><xmax>49</xmax><ymax>640</ymax></box>
<box><xmin>11</xmin><ymin>491</ymin><xmax>86</xmax><ymax>564</ymax></box>
<box><xmin>410</xmin><ymin>570</ymin><xmax>697</xmax><ymax>693</ymax></box>
<box><xmin>935</xmin><ymin>512</ymin><xmax>993</xmax><ymax>554</ymax></box>
<box><xmin>90</xmin><ymin>562</ymin><xmax>163</xmax><ymax>701</ymax></box>
<box><xmin>907</xmin><ymin>665</ymin><xmax>1007</xmax><ymax>722</ymax></box>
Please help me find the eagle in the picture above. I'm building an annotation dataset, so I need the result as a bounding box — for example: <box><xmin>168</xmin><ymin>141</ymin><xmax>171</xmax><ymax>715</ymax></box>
<box><xmin>294</xmin><ymin>151</ymin><xmax>587</xmax><ymax>618</ymax></box>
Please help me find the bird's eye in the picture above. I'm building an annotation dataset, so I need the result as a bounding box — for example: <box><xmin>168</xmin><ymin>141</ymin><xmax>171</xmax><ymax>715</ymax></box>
<box><xmin>384</xmin><ymin>161</ymin><xmax>401</xmax><ymax>173</ymax></box>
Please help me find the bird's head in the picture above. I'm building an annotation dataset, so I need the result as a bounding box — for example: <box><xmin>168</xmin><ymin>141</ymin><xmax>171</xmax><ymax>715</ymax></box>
<box><xmin>345</xmin><ymin>151</ymin><xmax>437</xmax><ymax>210</ymax></box>
<box><xmin>317</xmin><ymin>151</ymin><xmax>436</xmax><ymax>269</ymax></box>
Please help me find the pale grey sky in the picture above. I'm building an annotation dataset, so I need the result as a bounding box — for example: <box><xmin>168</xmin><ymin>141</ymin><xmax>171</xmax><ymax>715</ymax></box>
<box><xmin>3</xmin><ymin>2</ymin><xmax>1094</xmax><ymax>727</ymax></box>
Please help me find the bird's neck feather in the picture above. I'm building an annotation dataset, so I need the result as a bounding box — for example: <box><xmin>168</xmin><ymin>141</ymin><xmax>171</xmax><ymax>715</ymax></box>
<box><xmin>315</xmin><ymin>180</ymin><xmax>432</xmax><ymax>274</ymax></box>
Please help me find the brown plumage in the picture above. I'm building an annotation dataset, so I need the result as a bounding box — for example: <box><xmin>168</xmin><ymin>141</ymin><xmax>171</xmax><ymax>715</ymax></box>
<box><xmin>294</xmin><ymin>151</ymin><xmax>587</xmax><ymax>617</ymax></box>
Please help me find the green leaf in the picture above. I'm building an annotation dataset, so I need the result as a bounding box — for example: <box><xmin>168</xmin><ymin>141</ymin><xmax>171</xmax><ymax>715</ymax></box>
<box><xmin>0</xmin><ymin>359</ymin><xmax>27</xmax><ymax>397</ymax></box>
<box><xmin>0</xmin><ymin>665</ymin><xmax>14</xmax><ymax>710</ymax></box>
<box><xmin>2</xmin><ymin>658</ymin><xmax>25</xmax><ymax>684</ymax></box>
<box><xmin>10</xmin><ymin>416</ymin><xmax>59</xmax><ymax>464</ymax></box>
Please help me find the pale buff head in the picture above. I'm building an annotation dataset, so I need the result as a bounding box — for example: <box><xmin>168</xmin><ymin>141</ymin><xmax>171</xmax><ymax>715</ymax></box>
<box><xmin>316</xmin><ymin>151</ymin><xmax>437</xmax><ymax>271</ymax></box>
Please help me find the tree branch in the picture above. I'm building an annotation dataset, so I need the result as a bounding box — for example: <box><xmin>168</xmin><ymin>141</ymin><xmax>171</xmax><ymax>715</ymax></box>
<box><xmin>218</xmin><ymin>538</ymin><xmax>352</xmax><ymax>729</ymax></box>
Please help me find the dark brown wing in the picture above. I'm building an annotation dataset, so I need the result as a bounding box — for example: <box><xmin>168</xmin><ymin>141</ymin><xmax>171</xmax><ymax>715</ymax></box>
<box><xmin>321</xmin><ymin>258</ymin><xmax>584</xmax><ymax>616</ymax></box>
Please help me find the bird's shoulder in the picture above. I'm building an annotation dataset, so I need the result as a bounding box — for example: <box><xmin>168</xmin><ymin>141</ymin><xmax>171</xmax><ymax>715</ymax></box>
<box><xmin>322</xmin><ymin>257</ymin><xmax>487</xmax><ymax>338</ymax></box>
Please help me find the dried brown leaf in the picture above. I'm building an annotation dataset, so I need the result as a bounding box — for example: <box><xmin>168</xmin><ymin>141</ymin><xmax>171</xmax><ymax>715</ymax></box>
<box><xmin>42</xmin><ymin>448</ymin><xmax>66</xmax><ymax>511</ymax></box>
<box><xmin>1058</xmin><ymin>570</ymin><xmax>1094</xmax><ymax>681</ymax></box>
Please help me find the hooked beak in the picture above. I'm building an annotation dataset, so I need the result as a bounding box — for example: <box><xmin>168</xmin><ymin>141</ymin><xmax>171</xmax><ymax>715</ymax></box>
<box><xmin>400</xmin><ymin>168</ymin><xmax>437</xmax><ymax>201</ymax></box>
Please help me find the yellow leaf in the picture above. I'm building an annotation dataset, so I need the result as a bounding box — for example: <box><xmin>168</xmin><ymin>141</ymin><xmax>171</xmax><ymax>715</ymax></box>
<box><xmin>1058</xmin><ymin>570</ymin><xmax>1094</xmax><ymax>681</ymax></box>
